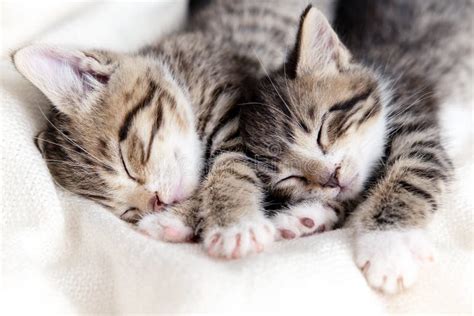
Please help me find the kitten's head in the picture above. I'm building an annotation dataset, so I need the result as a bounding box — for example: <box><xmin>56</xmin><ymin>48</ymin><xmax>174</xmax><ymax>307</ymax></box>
<box><xmin>241</xmin><ymin>7</ymin><xmax>388</xmax><ymax>203</ymax></box>
<box><xmin>13</xmin><ymin>45</ymin><xmax>202</xmax><ymax>221</ymax></box>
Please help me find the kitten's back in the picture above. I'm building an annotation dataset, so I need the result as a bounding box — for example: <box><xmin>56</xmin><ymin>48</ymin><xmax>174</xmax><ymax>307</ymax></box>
<box><xmin>335</xmin><ymin>0</ymin><xmax>473</xmax><ymax>102</ymax></box>
<box><xmin>189</xmin><ymin>0</ymin><xmax>336</xmax><ymax>74</ymax></box>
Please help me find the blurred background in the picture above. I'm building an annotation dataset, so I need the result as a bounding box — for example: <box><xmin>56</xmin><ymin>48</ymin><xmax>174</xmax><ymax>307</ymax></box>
<box><xmin>1</xmin><ymin>0</ymin><xmax>188</xmax><ymax>57</ymax></box>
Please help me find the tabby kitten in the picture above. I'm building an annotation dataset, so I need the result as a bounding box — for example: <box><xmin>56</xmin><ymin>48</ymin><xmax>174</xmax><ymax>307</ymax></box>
<box><xmin>13</xmin><ymin>0</ymin><xmax>336</xmax><ymax>257</ymax></box>
<box><xmin>187</xmin><ymin>0</ymin><xmax>341</xmax><ymax>257</ymax></box>
<box><xmin>241</xmin><ymin>1</ymin><xmax>469</xmax><ymax>294</ymax></box>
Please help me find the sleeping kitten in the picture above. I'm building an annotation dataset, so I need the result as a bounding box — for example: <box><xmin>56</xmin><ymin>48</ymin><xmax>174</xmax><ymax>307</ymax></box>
<box><xmin>241</xmin><ymin>1</ymin><xmax>470</xmax><ymax>293</ymax></box>
<box><xmin>12</xmin><ymin>0</ymin><xmax>336</xmax><ymax>257</ymax></box>
<box><xmin>187</xmin><ymin>0</ymin><xmax>340</xmax><ymax>257</ymax></box>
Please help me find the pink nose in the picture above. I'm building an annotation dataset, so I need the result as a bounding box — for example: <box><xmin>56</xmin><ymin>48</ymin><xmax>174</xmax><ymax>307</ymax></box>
<box><xmin>321</xmin><ymin>166</ymin><xmax>341</xmax><ymax>188</ymax></box>
<box><xmin>149</xmin><ymin>194</ymin><xmax>163</xmax><ymax>212</ymax></box>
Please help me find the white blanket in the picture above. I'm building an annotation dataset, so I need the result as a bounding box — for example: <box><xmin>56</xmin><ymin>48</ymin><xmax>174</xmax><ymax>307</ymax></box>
<box><xmin>1</xmin><ymin>1</ymin><xmax>472</xmax><ymax>314</ymax></box>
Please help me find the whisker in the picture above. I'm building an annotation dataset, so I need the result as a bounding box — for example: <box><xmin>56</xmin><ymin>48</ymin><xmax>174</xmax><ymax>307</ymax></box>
<box><xmin>252</xmin><ymin>49</ymin><xmax>305</xmax><ymax>131</ymax></box>
<box><xmin>33</xmin><ymin>104</ymin><xmax>111</xmax><ymax>167</ymax></box>
<box><xmin>37</xmin><ymin>138</ymin><xmax>113</xmax><ymax>169</ymax></box>
<box><xmin>43</xmin><ymin>161</ymin><xmax>102</xmax><ymax>173</ymax></box>
<box><xmin>239</xmin><ymin>101</ymin><xmax>296</xmax><ymax>124</ymax></box>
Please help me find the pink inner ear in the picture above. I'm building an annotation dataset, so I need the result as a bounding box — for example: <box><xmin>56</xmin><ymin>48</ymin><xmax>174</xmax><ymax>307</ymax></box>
<box><xmin>314</xmin><ymin>19</ymin><xmax>337</xmax><ymax>54</ymax></box>
<box><xmin>39</xmin><ymin>47</ymin><xmax>81</xmax><ymax>71</ymax></box>
<box><xmin>29</xmin><ymin>48</ymin><xmax>85</xmax><ymax>89</ymax></box>
<box><xmin>37</xmin><ymin>47</ymin><xmax>109</xmax><ymax>91</ymax></box>
<box><xmin>317</xmin><ymin>26</ymin><xmax>327</xmax><ymax>38</ymax></box>
<box><xmin>14</xmin><ymin>45</ymin><xmax>112</xmax><ymax>114</ymax></box>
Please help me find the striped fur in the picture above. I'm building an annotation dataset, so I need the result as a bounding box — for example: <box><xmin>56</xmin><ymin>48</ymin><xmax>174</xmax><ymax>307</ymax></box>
<box><xmin>13</xmin><ymin>1</ymin><xmax>337</xmax><ymax>254</ymax></box>
<box><xmin>239</xmin><ymin>1</ymin><xmax>470</xmax><ymax>292</ymax></box>
<box><xmin>185</xmin><ymin>0</ymin><xmax>338</xmax><ymax>256</ymax></box>
<box><xmin>240</xmin><ymin>0</ymin><xmax>470</xmax><ymax>233</ymax></box>
<box><xmin>241</xmin><ymin>7</ymin><xmax>387</xmax><ymax>216</ymax></box>
<box><xmin>334</xmin><ymin>0</ymin><xmax>470</xmax><ymax>231</ymax></box>
<box><xmin>15</xmin><ymin>48</ymin><xmax>202</xmax><ymax>223</ymax></box>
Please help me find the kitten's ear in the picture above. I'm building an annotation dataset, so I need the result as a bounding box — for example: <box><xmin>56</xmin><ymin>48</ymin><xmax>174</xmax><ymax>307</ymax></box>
<box><xmin>286</xmin><ymin>6</ymin><xmax>351</xmax><ymax>78</ymax></box>
<box><xmin>13</xmin><ymin>45</ymin><xmax>116</xmax><ymax>116</ymax></box>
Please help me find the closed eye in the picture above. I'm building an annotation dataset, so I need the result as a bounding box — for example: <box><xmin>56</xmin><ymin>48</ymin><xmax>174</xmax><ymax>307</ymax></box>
<box><xmin>276</xmin><ymin>175</ymin><xmax>308</xmax><ymax>185</ymax></box>
<box><xmin>328</xmin><ymin>89</ymin><xmax>373</xmax><ymax>112</ymax></box>
<box><xmin>120</xmin><ymin>207</ymin><xmax>141</xmax><ymax>223</ymax></box>
<box><xmin>317</xmin><ymin>113</ymin><xmax>327</xmax><ymax>151</ymax></box>
<box><xmin>119</xmin><ymin>145</ymin><xmax>138</xmax><ymax>182</ymax></box>
<box><xmin>120</xmin><ymin>207</ymin><xmax>138</xmax><ymax>219</ymax></box>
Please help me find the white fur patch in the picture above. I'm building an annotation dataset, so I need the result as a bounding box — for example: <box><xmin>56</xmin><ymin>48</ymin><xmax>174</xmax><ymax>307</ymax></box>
<box><xmin>137</xmin><ymin>212</ymin><xmax>193</xmax><ymax>243</ymax></box>
<box><xmin>355</xmin><ymin>229</ymin><xmax>435</xmax><ymax>294</ymax></box>
<box><xmin>202</xmin><ymin>213</ymin><xmax>275</xmax><ymax>259</ymax></box>
<box><xmin>272</xmin><ymin>201</ymin><xmax>338</xmax><ymax>240</ymax></box>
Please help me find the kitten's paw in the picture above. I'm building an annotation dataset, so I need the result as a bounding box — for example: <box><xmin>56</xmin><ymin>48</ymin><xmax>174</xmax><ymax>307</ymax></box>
<box><xmin>137</xmin><ymin>211</ymin><xmax>193</xmax><ymax>243</ymax></box>
<box><xmin>203</xmin><ymin>214</ymin><xmax>275</xmax><ymax>259</ymax></box>
<box><xmin>273</xmin><ymin>202</ymin><xmax>338</xmax><ymax>240</ymax></box>
<box><xmin>355</xmin><ymin>229</ymin><xmax>435</xmax><ymax>294</ymax></box>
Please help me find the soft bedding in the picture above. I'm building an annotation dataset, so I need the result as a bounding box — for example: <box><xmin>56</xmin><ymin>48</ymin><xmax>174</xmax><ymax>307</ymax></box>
<box><xmin>1</xmin><ymin>1</ymin><xmax>472</xmax><ymax>314</ymax></box>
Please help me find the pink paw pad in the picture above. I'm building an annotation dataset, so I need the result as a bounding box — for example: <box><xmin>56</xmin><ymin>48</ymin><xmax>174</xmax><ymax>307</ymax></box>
<box><xmin>301</xmin><ymin>218</ymin><xmax>315</xmax><ymax>228</ymax></box>
<box><xmin>163</xmin><ymin>227</ymin><xmax>192</xmax><ymax>242</ymax></box>
<box><xmin>280</xmin><ymin>229</ymin><xmax>296</xmax><ymax>239</ymax></box>
<box><xmin>137</xmin><ymin>212</ymin><xmax>193</xmax><ymax>243</ymax></box>
<box><xmin>207</xmin><ymin>234</ymin><xmax>222</xmax><ymax>257</ymax></box>
<box><xmin>272</xmin><ymin>201</ymin><xmax>338</xmax><ymax>241</ymax></box>
<box><xmin>203</xmin><ymin>217</ymin><xmax>275</xmax><ymax>259</ymax></box>
<box><xmin>316</xmin><ymin>224</ymin><xmax>326</xmax><ymax>233</ymax></box>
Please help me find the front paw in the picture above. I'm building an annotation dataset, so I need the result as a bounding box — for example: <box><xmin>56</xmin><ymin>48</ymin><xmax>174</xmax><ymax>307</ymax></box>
<box><xmin>137</xmin><ymin>211</ymin><xmax>194</xmax><ymax>243</ymax></box>
<box><xmin>355</xmin><ymin>229</ymin><xmax>435</xmax><ymax>294</ymax></box>
<box><xmin>202</xmin><ymin>214</ymin><xmax>275</xmax><ymax>259</ymax></box>
<box><xmin>272</xmin><ymin>202</ymin><xmax>338</xmax><ymax>240</ymax></box>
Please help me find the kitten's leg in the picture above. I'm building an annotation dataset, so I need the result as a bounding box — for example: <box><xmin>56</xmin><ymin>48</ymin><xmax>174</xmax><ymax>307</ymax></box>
<box><xmin>271</xmin><ymin>199</ymin><xmax>341</xmax><ymax>240</ymax></box>
<box><xmin>348</xmin><ymin>129</ymin><xmax>452</xmax><ymax>294</ymax></box>
<box><xmin>137</xmin><ymin>197</ymin><xmax>199</xmax><ymax>243</ymax></box>
<box><xmin>200</xmin><ymin>152</ymin><xmax>275</xmax><ymax>259</ymax></box>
